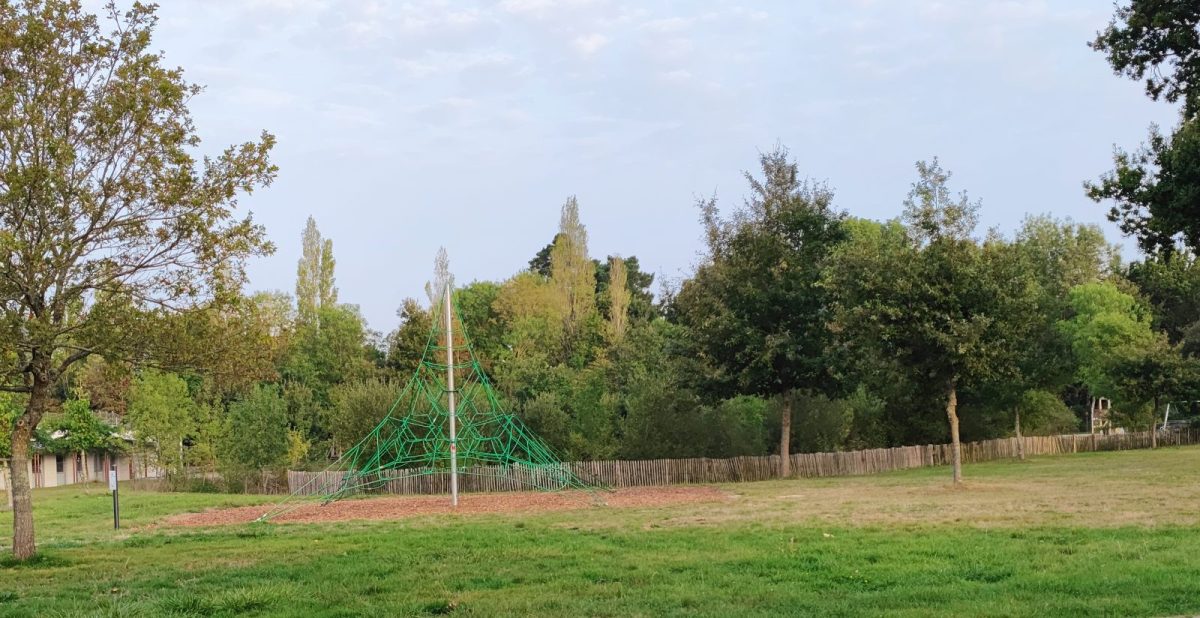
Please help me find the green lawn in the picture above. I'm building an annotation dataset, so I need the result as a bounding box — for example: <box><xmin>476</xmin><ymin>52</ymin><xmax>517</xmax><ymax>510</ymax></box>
<box><xmin>4</xmin><ymin>448</ymin><xmax>1200</xmax><ymax>616</ymax></box>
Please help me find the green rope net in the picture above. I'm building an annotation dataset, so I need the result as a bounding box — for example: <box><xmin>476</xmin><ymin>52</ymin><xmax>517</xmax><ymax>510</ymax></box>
<box><xmin>259</xmin><ymin>289</ymin><xmax>590</xmax><ymax>521</ymax></box>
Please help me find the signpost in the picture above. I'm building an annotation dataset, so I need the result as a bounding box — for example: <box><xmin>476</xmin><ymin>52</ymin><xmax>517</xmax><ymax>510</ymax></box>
<box><xmin>109</xmin><ymin>463</ymin><xmax>120</xmax><ymax>530</ymax></box>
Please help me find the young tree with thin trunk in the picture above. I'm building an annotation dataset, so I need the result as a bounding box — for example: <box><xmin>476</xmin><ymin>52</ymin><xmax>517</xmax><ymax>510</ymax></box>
<box><xmin>826</xmin><ymin>159</ymin><xmax>1006</xmax><ymax>485</ymax></box>
<box><xmin>0</xmin><ymin>1</ymin><xmax>275</xmax><ymax>560</ymax></box>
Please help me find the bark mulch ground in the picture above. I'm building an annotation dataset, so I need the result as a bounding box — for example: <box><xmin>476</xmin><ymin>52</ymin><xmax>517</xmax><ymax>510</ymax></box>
<box><xmin>165</xmin><ymin>485</ymin><xmax>730</xmax><ymax>526</ymax></box>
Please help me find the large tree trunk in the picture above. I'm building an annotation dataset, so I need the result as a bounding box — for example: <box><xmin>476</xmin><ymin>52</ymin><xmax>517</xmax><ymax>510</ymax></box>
<box><xmin>779</xmin><ymin>396</ymin><xmax>792</xmax><ymax>479</ymax></box>
<box><xmin>1015</xmin><ymin>406</ymin><xmax>1025</xmax><ymax>461</ymax></box>
<box><xmin>946</xmin><ymin>379</ymin><xmax>962</xmax><ymax>485</ymax></box>
<box><xmin>9</xmin><ymin>424</ymin><xmax>36</xmax><ymax>560</ymax></box>
<box><xmin>11</xmin><ymin>367</ymin><xmax>53</xmax><ymax>560</ymax></box>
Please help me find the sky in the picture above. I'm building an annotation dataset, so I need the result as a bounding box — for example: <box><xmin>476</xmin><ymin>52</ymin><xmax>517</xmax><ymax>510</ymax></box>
<box><xmin>102</xmin><ymin>0</ymin><xmax>1180</xmax><ymax>332</ymax></box>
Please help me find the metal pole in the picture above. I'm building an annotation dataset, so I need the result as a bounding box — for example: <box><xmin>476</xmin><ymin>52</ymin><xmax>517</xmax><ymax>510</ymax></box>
<box><xmin>109</xmin><ymin>462</ymin><xmax>120</xmax><ymax>530</ymax></box>
<box><xmin>445</xmin><ymin>283</ymin><xmax>458</xmax><ymax>508</ymax></box>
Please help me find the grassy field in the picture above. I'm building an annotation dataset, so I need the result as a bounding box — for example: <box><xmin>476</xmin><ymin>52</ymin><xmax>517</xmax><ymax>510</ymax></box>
<box><xmin>3</xmin><ymin>447</ymin><xmax>1200</xmax><ymax>617</ymax></box>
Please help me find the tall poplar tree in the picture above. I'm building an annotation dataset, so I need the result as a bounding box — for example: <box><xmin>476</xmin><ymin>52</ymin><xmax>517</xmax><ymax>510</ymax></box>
<box><xmin>550</xmin><ymin>197</ymin><xmax>596</xmax><ymax>353</ymax></box>
<box><xmin>606</xmin><ymin>256</ymin><xmax>630</xmax><ymax>343</ymax></box>
<box><xmin>296</xmin><ymin>216</ymin><xmax>337</xmax><ymax>324</ymax></box>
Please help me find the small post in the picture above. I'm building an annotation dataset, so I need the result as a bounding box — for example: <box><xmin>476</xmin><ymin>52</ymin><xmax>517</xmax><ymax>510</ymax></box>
<box><xmin>109</xmin><ymin>462</ymin><xmax>120</xmax><ymax>530</ymax></box>
<box><xmin>445</xmin><ymin>283</ymin><xmax>458</xmax><ymax>508</ymax></box>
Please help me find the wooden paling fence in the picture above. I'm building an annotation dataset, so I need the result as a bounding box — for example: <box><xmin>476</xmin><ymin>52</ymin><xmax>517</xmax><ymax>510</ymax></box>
<box><xmin>287</xmin><ymin>428</ymin><xmax>1200</xmax><ymax>496</ymax></box>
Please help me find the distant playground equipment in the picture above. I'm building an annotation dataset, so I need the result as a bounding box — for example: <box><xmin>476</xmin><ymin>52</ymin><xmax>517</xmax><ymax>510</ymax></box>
<box><xmin>258</xmin><ymin>281</ymin><xmax>590</xmax><ymax>522</ymax></box>
<box><xmin>1161</xmin><ymin>400</ymin><xmax>1200</xmax><ymax>432</ymax></box>
<box><xmin>1091</xmin><ymin>395</ymin><xmax>1200</xmax><ymax>435</ymax></box>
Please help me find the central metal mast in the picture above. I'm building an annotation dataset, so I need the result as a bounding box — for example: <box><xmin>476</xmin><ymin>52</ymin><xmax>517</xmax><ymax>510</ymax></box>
<box><xmin>445</xmin><ymin>282</ymin><xmax>458</xmax><ymax>507</ymax></box>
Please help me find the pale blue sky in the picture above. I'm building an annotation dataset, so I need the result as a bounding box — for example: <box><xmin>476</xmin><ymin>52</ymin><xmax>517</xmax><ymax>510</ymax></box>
<box><xmin>117</xmin><ymin>0</ymin><xmax>1177</xmax><ymax>331</ymax></box>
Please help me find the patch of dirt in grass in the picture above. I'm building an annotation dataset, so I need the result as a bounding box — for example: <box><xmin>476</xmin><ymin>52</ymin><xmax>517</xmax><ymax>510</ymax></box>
<box><xmin>165</xmin><ymin>486</ymin><xmax>731</xmax><ymax>527</ymax></box>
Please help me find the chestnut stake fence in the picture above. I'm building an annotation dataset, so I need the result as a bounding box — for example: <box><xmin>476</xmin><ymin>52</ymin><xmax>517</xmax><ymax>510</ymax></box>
<box><xmin>287</xmin><ymin>428</ymin><xmax>1199</xmax><ymax>496</ymax></box>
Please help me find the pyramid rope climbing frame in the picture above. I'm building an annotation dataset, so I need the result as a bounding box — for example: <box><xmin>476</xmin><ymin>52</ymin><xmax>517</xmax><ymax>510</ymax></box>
<box><xmin>258</xmin><ymin>283</ymin><xmax>591</xmax><ymax>522</ymax></box>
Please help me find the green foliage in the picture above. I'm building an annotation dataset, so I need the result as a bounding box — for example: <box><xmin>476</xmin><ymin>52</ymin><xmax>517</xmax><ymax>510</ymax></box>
<box><xmin>454</xmin><ymin>282</ymin><xmax>505</xmax><ymax>374</ymax></box>
<box><xmin>901</xmin><ymin>157</ymin><xmax>980</xmax><ymax>244</ymax></box>
<box><xmin>596</xmin><ymin>254</ymin><xmax>656</xmax><ymax>323</ymax></box>
<box><xmin>550</xmin><ymin>196</ymin><xmax>597</xmax><ymax>355</ymax></box>
<box><xmin>1091</xmin><ymin>1</ymin><xmax>1200</xmax><ymax>117</ymax></box>
<box><xmin>0</xmin><ymin>0</ymin><xmax>276</xmax><ymax>405</ymax></box>
<box><xmin>1089</xmin><ymin>2</ymin><xmax>1200</xmax><ymax>252</ymax></box>
<box><xmin>518</xmin><ymin>392</ymin><xmax>571</xmax><ymax>454</ymax></box>
<box><xmin>221</xmin><ymin>384</ymin><xmax>289</xmax><ymax>477</ymax></box>
<box><xmin>329</xmin><ymin>379</ymin><xmax>402</xmax><ymax>453</ymax></box>
<box><xmin>1127</xmin><ymin>252</ymin><xmax>1200</xmax><ymax>347</ymax></box>
<box><xmin>1016</xmin><ymin>390</ymin><xmax>1080</xmax><ymax>435</ymax></box>
<box><xmin>1059</xmin><ymin>282</ymin><xmax>1158</xmax><ymax>397</ymax></box>
<box><xmin>826</xmin><ymin>162</ymin><xmax>1000</xmax><ymax>421</ymax></box>
<box><xmin>780</xmin><ymin>391</ymin><xmax>853</xmax><ymax>454</ymax></box>
<box><xmin>674</xmin><ymin>145</ymin><xmax>845</xmax><ymax>399</ymax></box>
<box><xmin>295</xmin><ymin>216</ymin><xmax>338</xmax><ymax>324</ymax></box>
<box><xmin>282</xmin><ymin>304</ymin><xmax>376</xmax><ymax>406</ymax></box>
<box><xmin>127</xmin><ymin>370</ymin><xmax>197</xmax><ymax>477</ymax></box>
<box><xmin>620</xmin><ymin>378</ymin><xmax>708</xmax><ymax>460</ymax></box>
<box><xmin>1086</xmin><ymin>118</ymin><xmax>1200</xmax><ymax>253</ymax></box>
<box><xmin>706</xmin><ymin>395</ymin><xmax>770</xmax><ymax>457</ymax></box>
<box><xmin>385</xmin><ymin>298</ymin><xmax>433</xmax><ymax>378</ymax></box>
<box><xmin>37</xmin><ymin>398</ymin><xmax>124</xmax><ymax>456</ymax></box>
<box><xmin>0</xmin><ymin>394</ymin><xmax>24</xmax><ymax>459</ymax></box>
<box><xmin>0</xmin><ymin>0</ymin><xmax>276</xmax><ymax>558</ymax></box>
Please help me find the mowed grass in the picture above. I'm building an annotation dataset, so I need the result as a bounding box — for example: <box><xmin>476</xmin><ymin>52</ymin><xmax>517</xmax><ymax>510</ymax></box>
<box><xmin>3</xmin><ymin>448</ymin><xmax>1200</xmax><ymax>616</ymax></box>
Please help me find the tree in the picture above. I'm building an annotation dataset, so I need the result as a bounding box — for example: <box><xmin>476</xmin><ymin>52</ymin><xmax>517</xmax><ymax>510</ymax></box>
<box><xmin>605</xmin><ymin>256</ymin><xmax>630</xmax><ymax>343</ymax></box>
<box><xmin>1088</xmin><ymin>2</ymin><xmax>1200</xmax><ymax>252</ymax></box>
<box><xmin>126</xmin><ymin>370</ymin><xmax>196</xmax><ymax>478</ymax></box>
<box><xmin>38</xmin><ymin>398</ymin><xmax>124</xmax><ymax>479</ymax></box>
<box><xmin>1086</xmin><ymin>119</ymin><xmax>1200</xmax><ymax>253</ymax></box>
<box><xmin>386</xmin><ymin>298</ymin><xmax>432</xmax><ymax>378</ymax></box>
<box><xmin>428</xmin><ymin>247</ymin><xmax>454</xmax><ymax>303</ymax></box>
<box><xmin>1127</xmin><ymin>251</ymin><xmax>1200</xmax><ymax>347</ymax></box>
<box><xmin>454</xmin><ymin>281</ymin><xmax>505</xmax><ymax>376</ymax></box>
<box><xmin>673</xmin><ymin>146</ymin><xmax>846</xmax><ymax>477</ymax></box>
<box><xmin>1091</xmin><ymin>2</ymin><xmax>1200</xmax><ymax>118</ymax></box>
<box><xmin>329</xmin><ymin>379</ymin><xmax>401</xmax><ymax>453</ymax></box>
<box><xmin>221</xmin><ymin>384</ymin><xmax>288</xmax><ymax>492</ymax></box>
<box><xmin>0</xmin><ymin>1</ymin><xmax>276</xmax><ymax>560</ymax></box>
<box><xmin>1059</xmin><ymin>281</ymin><xmax>1195</xmax><ymax>440</ymax></box>
<box><xmin>826</xmin><ymin>159</ymin><xmax>1004</xmax><ymax>484</ymax></box>
<box><xmin>73</xmin><ymin>357</ymin><xmax>132</xmax><ymax>418</ymax></box>
<box><xmin>296</xmin><ymin>216</ymin><xmax>337</xmax><ymax>324</ymax></box>
<box><xmin>549</xmin><ymin>197</ymin><xmax>596</xmax><ymax>353</ymax></box>
<box><xmin>1058</xmin><ymin>282</ymin><xmax>1159</xmax><ymax>400</ymax></box>
<box><xmin>596</xmin><ymin>254</ymin><xmax>655</xmax><ymax>322</ymax></box>
<box><xmin>980</xmin><ymin>227</ymin><xmax>1086</xmax><ymax>458</ymax></box>
<box><xmin>282</xmin><ymin>304</ymin><xmax>375</xmax><ymax>406</ymax></box>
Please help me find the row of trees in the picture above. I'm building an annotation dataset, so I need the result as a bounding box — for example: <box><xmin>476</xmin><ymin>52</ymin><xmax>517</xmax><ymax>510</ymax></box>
<box><xmin>3</xmin><ymin>0</ymin><xmax>1198</xmax><ymax>561</ymax></box>
<box><xmin>52</xmin><ymin>150</ymin><xmax>1196</xmax><ymax>494</ymax></box>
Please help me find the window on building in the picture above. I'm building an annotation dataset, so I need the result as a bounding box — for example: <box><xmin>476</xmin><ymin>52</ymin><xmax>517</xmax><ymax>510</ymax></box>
<box><xmin>55</xmin><ymin>454</ymin><xmax>64</xmax><ymax>473</ymax></box>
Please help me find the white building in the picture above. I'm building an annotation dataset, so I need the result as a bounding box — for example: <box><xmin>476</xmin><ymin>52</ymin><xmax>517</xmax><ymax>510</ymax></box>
<box><xmin>1</xmin><ymin>451</ymin><xmax>164</xmax><ymax>490</ymax></box>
